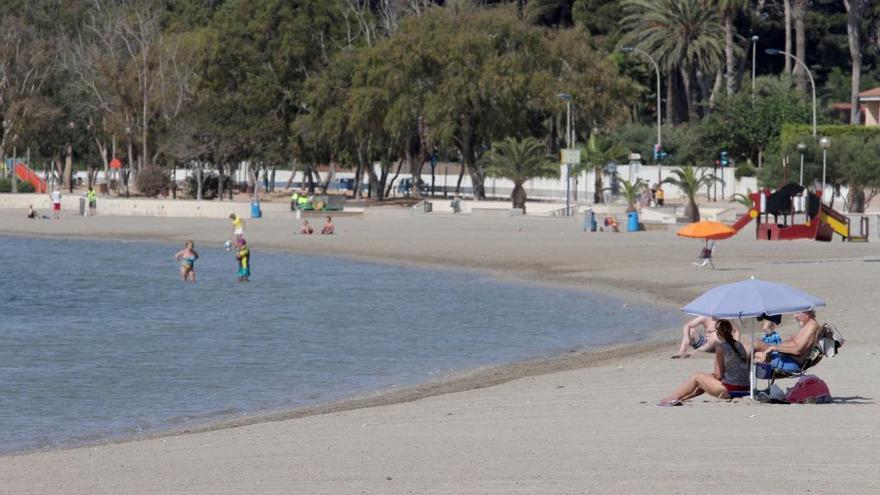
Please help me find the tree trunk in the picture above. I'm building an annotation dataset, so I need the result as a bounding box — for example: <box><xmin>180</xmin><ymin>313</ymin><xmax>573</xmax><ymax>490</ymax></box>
<box><xmin>844</xmin><ymin>0</ymin><xmax>864</xmax><ymax>125</ymax></box>
<box><xmin>511</xmin><ymin>183</ymin><xmax>526</xmax><ymax>212</ymax></box>
<box><xmin>792</xmin><ymin>0</ymin><xmax>808</xmax><ymax>92</ymax></box>
<box><xmin>680</xmin><ymin>66</ymin><xmax>695</xmax><ymax>123</ymax></box>
<box><xmin>217</xmin><ymin>164</ymin><xmax>225</xmax><ymax>201</ymax></box>
<box><xmin>686</xmin><ymin>199</ymin><xmax>700</xmax><ymax>222</ymax></box>
<box><xmin>724</xmin><ymin>12</ymin><xmax>735</xmax><ymax>95</ymax></box>
<box><xmin>64</xmin><ymin>143</ymin><xmax>74</xmax><ymax>193</ymax></box>
<box><xmin>593</xmin><ymin>170</ymin><xmax>604</xmax><ymax>204</ymax></box>
<box><xmin>458</xmin><ymin>115</ymin><xmax>484</xmax><ymax>199</ymax></box>
<box><xmin>784</xmin><ymin>0</ymin><xmax>793</xmax><ymax>74</ymax></box>
<box><xmin>847</xmin><ymin>186</ymin><xmax>865</xmax><ymax>213</ymax></box>
<box><xmin>196</xmin><ymin>165</ymin><xmax>203</xmax><ymax>200</ymax></box>
<box><xmin>666</xmin><ymin>72</ymin><xmax>675</xmax><ymax>125</ymax></box>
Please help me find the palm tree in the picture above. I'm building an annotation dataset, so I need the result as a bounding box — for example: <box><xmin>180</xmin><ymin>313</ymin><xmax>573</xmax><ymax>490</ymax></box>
<box><xmin>620</xmin><ymin>0</ymin><xmax>725</xmax><ymax>121</ymax></box>
<box><xmin>619</xmin><ymin>178</ymin><xmax>648</xmax><ymax>212</ymax></box>
<box><xmin>709</xmin><ymin>0</ymin><xmax>748</xmax><ymax>95</ymax></box>
<box><xmin>484</xmin><ymin>137</ymin><xmax>558</xmax><ymax>213</ymax></box>
<box><xmin>574</xmin><ymin>134</ymin><xmax>628</xmax><ymax>204</ymax></box>
<box><xmin>663</xmin><ymin>166</ymin><xmax>718</xmax><ymax>222</ymax></box>
<box><xmin>731</xmin><ymin>189</ymin><xmax>755</xmax><ymax>209</ymax></box>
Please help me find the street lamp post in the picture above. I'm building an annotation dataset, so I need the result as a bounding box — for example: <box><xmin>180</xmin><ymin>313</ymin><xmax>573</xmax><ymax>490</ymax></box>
<box><xmin>751</xmin><ymin>36</ymin><xmax>759</xmax><ymax>101</ymax></box>
<box><xmin>621</xmin><ymin>46</ymin><xmax>662</xmax><ymax>184</ymax></box>
<box><xmin>820</xmin><ymin>137</ymin><xmax>831</xmax><ymax>203</ymax></box>
<box><xmin>558</xmin><ymin>93</ymin><xmax>572</xmax><ymax>216</ymax></box>
<box><xmin>765</xmin><ymin>48</ymin><xmax>816</xmax><ymax>137</ymax></box>
<box><xmin>797</xmin><ymin>142</ymin><xmax>807</xmax><ymax>186</ymax></box>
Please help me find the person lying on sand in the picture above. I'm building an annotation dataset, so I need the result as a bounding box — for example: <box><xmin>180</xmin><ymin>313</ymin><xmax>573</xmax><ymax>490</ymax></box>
<box><xmin>659</xmin><ymin>320</ymin><xmax>749</xmax><ymax>406</ymax></box>
<box><xmin>672</xmin><ymin>315</ymin><xmax>739</xmax><ymax>359</ymax></box>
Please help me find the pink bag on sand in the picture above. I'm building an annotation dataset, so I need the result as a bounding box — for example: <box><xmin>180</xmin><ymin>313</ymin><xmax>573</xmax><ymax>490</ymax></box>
<box><xmin>785</xmin><ymin>375</ymin><xmax>832</xmax><ymax>404</ymax></box>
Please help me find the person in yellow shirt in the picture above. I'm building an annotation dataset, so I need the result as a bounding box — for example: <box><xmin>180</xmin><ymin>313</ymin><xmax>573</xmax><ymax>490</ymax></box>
<box><xmin>655</xmin><ymin>186</ymin><xmax>665</xmax><ymax>207</ymax></box>
<box><xmin>229</xmin><ymin>213</ymin><xmax>245</xmax><ymax>240</ymax></box>
<box><xmin>87</xmin><ymin>187</ymin><xmax>97</xmax><ymax>216</ymax></box>
<box><xmin>235</xmin><ymin>238</ymin><xmax>250</xmax><ymax>282</ymax></box>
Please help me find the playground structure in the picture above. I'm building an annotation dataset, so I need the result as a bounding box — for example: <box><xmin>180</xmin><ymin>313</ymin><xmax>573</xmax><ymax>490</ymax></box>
<box><xmin>730</xmin><ymin>184</ymin><xmax>868</xmax><ymax>242</ymax></box>
<box><xmin>13</xmin><ymin>163</ymin><xmax>48</xmax><ymax>193</ymax></box>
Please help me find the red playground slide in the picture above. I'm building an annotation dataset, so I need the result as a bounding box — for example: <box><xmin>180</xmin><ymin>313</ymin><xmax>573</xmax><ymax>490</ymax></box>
<box><xmin>14</xmin><ymin>163</ymin><xmax>47</xmax><ymax>193</ymax></box>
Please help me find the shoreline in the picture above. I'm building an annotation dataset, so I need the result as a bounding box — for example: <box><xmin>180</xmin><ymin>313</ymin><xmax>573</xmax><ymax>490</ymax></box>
<box><xmin>0</xmin><ymin>229</ymin><xmax>680</xmax><ymax>458</ymax></box>
<box><xmin>2</xmin><ymin>212</ymin><xmax>878</xmax><ymax>493</ymax></box>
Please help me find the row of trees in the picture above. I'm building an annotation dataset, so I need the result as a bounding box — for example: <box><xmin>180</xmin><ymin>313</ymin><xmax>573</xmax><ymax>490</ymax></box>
<box><xmin>1</xmin><ymin>0</ymin><xmax>879</xmax><ymax>208</ymax></box>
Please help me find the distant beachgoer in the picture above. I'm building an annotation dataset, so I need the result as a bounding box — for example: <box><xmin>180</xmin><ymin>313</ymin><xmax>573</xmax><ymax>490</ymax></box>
<box><xmin>658</xmin><ymin>320</ymin><xmax>750</xmax><ymax>406</ymax></box>
<box><xmin>87</xmin><ymin>187</ymin><xmax>97</xmax><ymax>216</ymax></box>
<box><xmin>230</xmin><ymin>213</ymin><xmax>245</xmax><ymax>240</ymax></box>
<box><xmin>321</xmin><ymin>216</ymin><xmax>334</xmax><ymax>235</ymax></box>
<box><xmin>602</xmin><ymin>215</ymin><xmax>619</xmax><ymax>232</ymax></box>
<box><xmin>27</xmin><ymin>205</ymin><xmax>37</xmax><ymax>219</ymax></box>
<box><xmin>671</xmin><ymin>315</ymin><xmax>740</xmax><ymax>359</ymax></box>
<box><xmin>300</xmin><ymin>219</ymin><xmax>314</xmax><ymax>235</ymax></box>
<box><xmin>655</xmin><ymin>186</ymin><xmax>665</xmax><ymax>206</ymax></box>
<box><xmin>174</xmin><ymin>240</ymin><xmax>199</xmax><ymax>282</ymax></box>
<box><xmin>235</xmin><ymin>238</ymin><xmax>250</xmax><ymax>282</ymax></box>
<box><xmin>50</xmin><ymin>189</ymin><xmax>62</xmax><ymax>220</ymax></box>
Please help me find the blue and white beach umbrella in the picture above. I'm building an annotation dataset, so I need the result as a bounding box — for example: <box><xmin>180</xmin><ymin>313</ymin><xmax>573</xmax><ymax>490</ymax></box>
<box><xmin>682</xmin><ymin>277</ymin><xmax>825</xmax><ymax>319</ymax></box>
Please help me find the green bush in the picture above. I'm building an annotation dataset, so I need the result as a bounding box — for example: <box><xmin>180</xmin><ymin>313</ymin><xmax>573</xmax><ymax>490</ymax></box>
<box><xmin>17</xmin><ymin>181</ymin><xmax>36</xmax><ymax>193</ymax></box>
<box><xmin>135</xmin><ymin>167</ymin><xmax>171</xmax><ymax>197</ymax></box>
<box><xmin>0</xmin><ymin>178</ymin><xmax>35</xmax><ymax>193</ymax></box>
<box><xmin>734</xmin><ymin>163</ymin><xmax>756</xmax><ymax>179</ymax></box>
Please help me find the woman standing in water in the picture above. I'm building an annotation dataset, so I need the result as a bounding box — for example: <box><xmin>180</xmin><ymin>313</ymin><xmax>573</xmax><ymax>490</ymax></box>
<box><xmin>174</xmin><ymin>240</ymin><xmax>199</xmax><ymax>282</ymax></box>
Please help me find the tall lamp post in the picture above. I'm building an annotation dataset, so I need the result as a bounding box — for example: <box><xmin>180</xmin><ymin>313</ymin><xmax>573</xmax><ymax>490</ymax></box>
<box><xmin>751</xmin><ymin>36</ymin><xmax>759</xmax><ymax>100</ymax></box>
<box><xmin>557</xmin><ymin>92</ymin><xmax>572</xmax><ymax>216</ymax></box>
<box><xmin>621</xmin><ymin>46</ymin><xmax>662</xmax><ymax>184</ymax></box>
<box><xmin>797</xmin><ymin>142</ymin><xmax>807</xmax><ymax>186</ymax></box>
<box><xmin>820</xmin><ymin>137</ymin><xmax>831</xmax><ymax>203</ymax></box>
<box><xmin>765</xmin><ymin>48</ymin><xmax>816</xmax><ymax>137</ymax></box>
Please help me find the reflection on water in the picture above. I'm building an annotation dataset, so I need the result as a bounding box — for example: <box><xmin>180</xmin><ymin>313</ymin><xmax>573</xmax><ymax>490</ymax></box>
<box><xmin>0</xmin><ymin>235</ymin><xmax>679</xmax><ymax>453</ymax></box>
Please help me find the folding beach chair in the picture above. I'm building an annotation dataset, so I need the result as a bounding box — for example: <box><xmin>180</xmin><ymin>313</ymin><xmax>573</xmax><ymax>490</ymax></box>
<box><xmin>753</xmin><ymin>323</ymin><xmax>844</xmax><ymax>397</ymax></box>
<box><xmin>693</xmin><ymin>241</ymin><xmax>716</xmax><ymax>269</ymax></box>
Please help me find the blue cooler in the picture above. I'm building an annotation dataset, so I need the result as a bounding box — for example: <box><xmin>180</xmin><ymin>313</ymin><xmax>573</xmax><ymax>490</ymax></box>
<box><xmin>627</xmin><ymin>211</ymin><xmax>639</xmax><ymax>232</ymax></box>
<box><xmin>250</xmin><ymin>200</ymin><xmax>262</xmax><ymax>219</ymax></box>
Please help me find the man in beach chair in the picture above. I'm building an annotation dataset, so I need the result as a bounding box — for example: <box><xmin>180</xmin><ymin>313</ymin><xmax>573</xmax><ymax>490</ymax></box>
<box><xmin>752</xmin><ymin>310</ymin><xmax>843</xmax><ymax>392</ymax></box>
<box><xmin>694</xmin><ymin>241</ymin><xmax>716</xmax><ymax>269</ymax></box>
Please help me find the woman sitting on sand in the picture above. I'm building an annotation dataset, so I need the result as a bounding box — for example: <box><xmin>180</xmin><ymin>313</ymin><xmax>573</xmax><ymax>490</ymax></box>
<box><xmin>658</xmin><ymin>320</ymin><xmax>749</xmax><ymax>406</ymax></box>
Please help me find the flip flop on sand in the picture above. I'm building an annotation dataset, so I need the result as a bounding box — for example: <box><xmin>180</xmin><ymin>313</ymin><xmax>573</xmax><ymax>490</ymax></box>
<box><xmin>656</xmin><ymin>399</ymin><xmax>683</xmax><ymax>407</ymax></box>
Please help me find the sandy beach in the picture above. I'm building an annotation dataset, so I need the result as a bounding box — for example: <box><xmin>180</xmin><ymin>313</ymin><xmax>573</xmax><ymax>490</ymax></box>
<box><xmin>1</xmin><ymin>208</ymin><xmax>878</xmax><ymax>494</ymax></box>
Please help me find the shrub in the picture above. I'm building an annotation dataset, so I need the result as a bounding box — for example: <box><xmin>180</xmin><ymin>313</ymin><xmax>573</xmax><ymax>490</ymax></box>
<box><xmin>186</xmin><ymin>172</ymin><xmax>232</xmax><ymax>200</ymax></box>
<box><xmin>734</xmin><ymin>163</ymin><xmax>756</xmax><ymax>179</ymax></box>
<box><xmin>0</xmin><ymin>178</ymin><xmax>35</xmax><ymax>193</ymax></box>
<box><xmin>135</xmin><ymin>167</ymin><xmax>171</xmax><ymax>197</ymax></box>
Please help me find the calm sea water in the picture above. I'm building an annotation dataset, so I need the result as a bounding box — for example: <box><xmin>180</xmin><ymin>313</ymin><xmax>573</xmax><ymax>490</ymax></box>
<box><xmin>0</xmin><ymin>235</ymin><xmax>679</xmax><ymax>454</ymax></box>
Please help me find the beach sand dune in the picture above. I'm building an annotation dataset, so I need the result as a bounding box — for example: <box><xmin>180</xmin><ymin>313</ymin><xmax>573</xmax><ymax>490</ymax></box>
<box><xmin>1</xmin><ymin>211</ymin><xmax>878</xmax><ymax>494</ymax></box>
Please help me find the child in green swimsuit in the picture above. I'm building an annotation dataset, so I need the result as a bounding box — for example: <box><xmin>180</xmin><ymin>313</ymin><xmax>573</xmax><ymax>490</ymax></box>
<box><xmin>174</xmin><ymin>240</ymin><xmax>199</xmax><ymax>282</ymax></box>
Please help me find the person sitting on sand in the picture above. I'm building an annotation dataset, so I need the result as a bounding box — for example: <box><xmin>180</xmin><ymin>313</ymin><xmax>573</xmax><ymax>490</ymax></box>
<box><xmin>321</xmin><ymin>216</ymin><xmax>334</xmax><ymax>235</ymax></box>
<box><xmin>174</xmin><ymin>240</ymin><xmax>199</xmax><ymax>282</ymax></box>
<box><xmin>753</xmin><ymin>309</ymin><xmax>821</xmax><ymax>374</ymax></box>
<box><xmin>27</xmin><ymin>205</ymin><xmax>37</xmax><ymax>219</ymax></box>
<box><xmin>672</xmin><ymin>315</ymin><xmax>739</xmax><ymax>359</ymax></box>
<box><xmin>658</xmin><ymin>320</ymin><xmax>750</xmax><ymax>406</ymax></box>
<box><xmin>300</xmin><ymin>219</ymin><xmax>314</xmax><ymax>235</ymax></box>
<box><xmin>602</xmin><ymin>215</ymin><xmax>619</xmax><ymax>232</ymax></box>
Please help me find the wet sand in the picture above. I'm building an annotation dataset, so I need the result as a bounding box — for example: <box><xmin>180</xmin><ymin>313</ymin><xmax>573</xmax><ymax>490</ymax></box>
<box><xmin>1</xmin><ymin>209</ymin><xmax>878</xmax><ymax>494</ymax></box>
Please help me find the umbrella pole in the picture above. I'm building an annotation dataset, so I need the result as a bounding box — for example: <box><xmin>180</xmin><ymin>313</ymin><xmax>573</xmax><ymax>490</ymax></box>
<box><xmin>739</xmin><ymin>316</ymin><xmax>755</xmax><ymax>400</ymax></box>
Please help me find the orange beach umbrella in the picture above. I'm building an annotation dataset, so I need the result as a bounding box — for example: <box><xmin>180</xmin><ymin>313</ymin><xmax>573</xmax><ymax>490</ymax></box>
<box><xmin>677</xmin><ymin>220</ymin><xmax>736</xmax><ymax>240</ymax></box>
